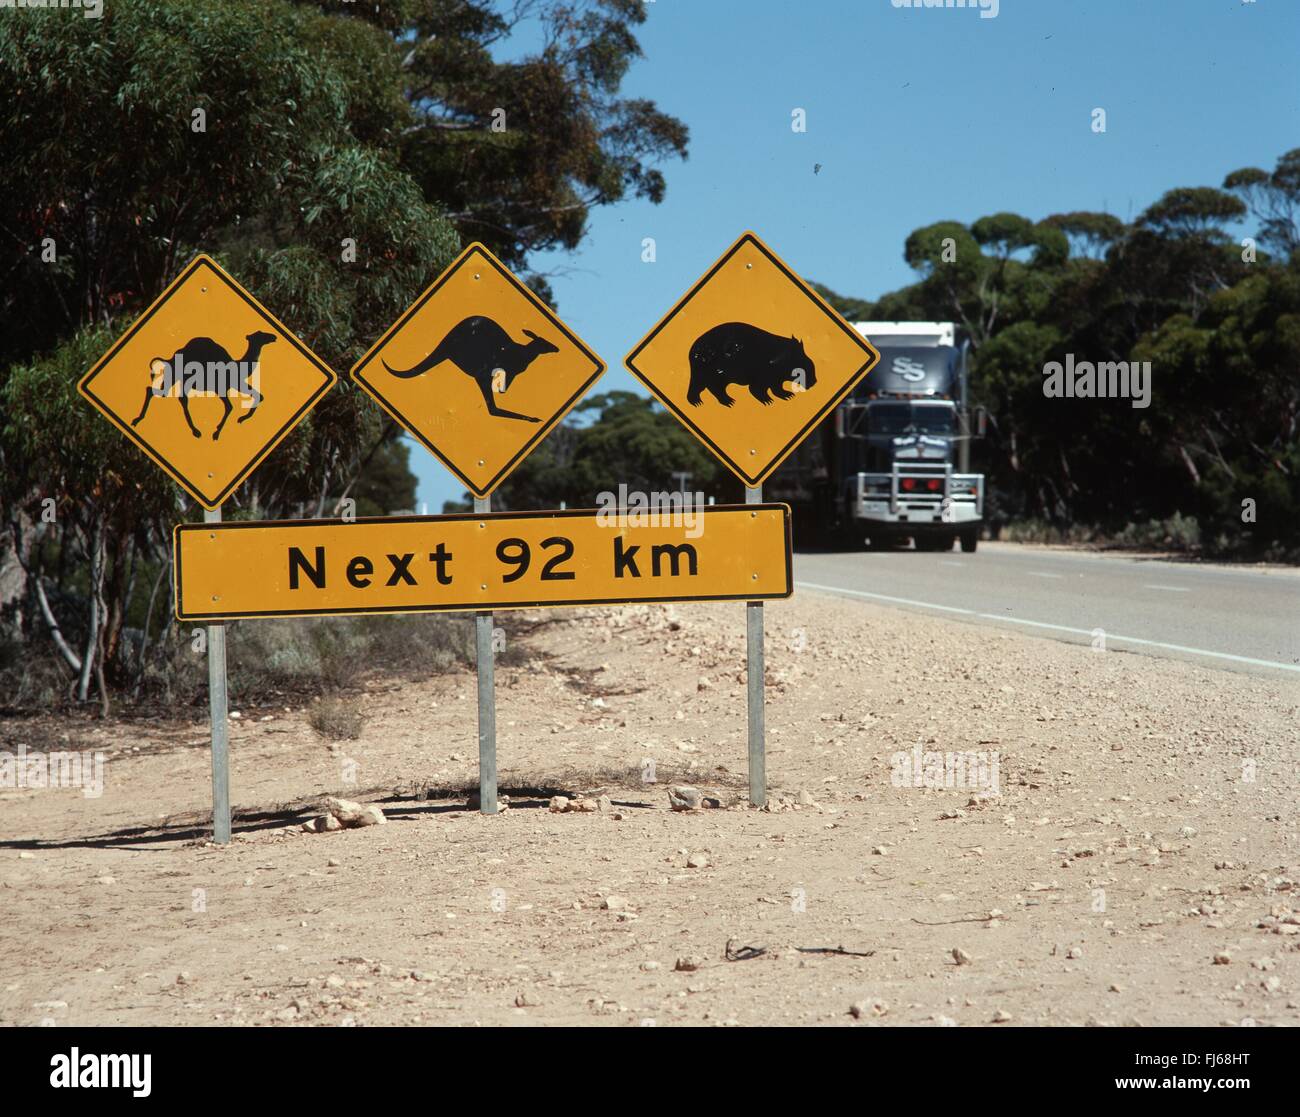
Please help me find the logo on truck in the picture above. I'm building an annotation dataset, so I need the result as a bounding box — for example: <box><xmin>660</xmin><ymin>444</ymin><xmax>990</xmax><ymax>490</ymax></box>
<box><xmin>892</xmin><ymin>356</ymin><xmax>927</xmax><ymax>382</ymax></box>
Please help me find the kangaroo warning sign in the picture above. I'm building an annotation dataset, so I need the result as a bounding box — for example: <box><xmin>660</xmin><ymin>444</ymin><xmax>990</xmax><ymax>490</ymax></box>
<box><xmin>351</xmin><ymin>243</ymin><xmax>605</xmax><ymax>499</ymax></box>
<box><xmin>77</xmin><ymin>255</ymin><xmax>337</xmax><ymax>510</ymax></box>
<box><xmin>174</xmin><ymin>505</ymin><xmax>791</xmax><ymax>621</ymax></box>
<box><xmin>625</xmin><ymin>232</ymin><xmax>880</xmax><ymax>487</ymax></box>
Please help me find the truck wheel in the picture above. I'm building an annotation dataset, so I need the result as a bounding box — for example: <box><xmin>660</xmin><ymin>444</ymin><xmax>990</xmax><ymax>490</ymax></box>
<box><xmin>960</xmin><ymin>530</ymin><xmax>979</xmax><ymax>553</ymax></box>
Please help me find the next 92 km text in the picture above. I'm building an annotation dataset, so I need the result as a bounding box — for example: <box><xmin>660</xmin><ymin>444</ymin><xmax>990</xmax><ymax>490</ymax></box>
<box><xmin>173</xmin><ymin>505</ymin><xmax>793</xmax><ymax>622</ymax></box>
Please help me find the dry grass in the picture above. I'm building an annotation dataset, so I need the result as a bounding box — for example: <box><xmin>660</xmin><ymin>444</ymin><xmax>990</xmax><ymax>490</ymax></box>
<box><xmin>307</xmin><ymin>695</ymin><xmax>366</xmax><ymax>741</ymax></box>
<box><xmin>402</xmin><ymin>761</ymin><xmax>749</xmax><ymax>804</ymax></box>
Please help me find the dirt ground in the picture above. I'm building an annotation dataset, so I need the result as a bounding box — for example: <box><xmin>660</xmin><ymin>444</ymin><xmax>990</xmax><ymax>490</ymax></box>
<box><xmin>2</xmin><ymin>589</ymin><xmax>1297</xmax><ymax>1027</ymax></box>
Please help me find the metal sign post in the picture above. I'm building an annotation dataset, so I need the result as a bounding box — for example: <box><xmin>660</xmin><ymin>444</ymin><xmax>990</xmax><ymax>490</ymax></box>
<box><xmin>474</xmin><ymin>495</ymin><xmax>499</xmax><ymax>814</ymax></box>
<box><xmin>78</xmin><ymin>253</ymin><xmax>337</xmax><ymax>847</ymax></box>
<box><xmin>745</xmin><ymin>485</ymin><xmax>766</xmax><ymax>807</ymax></box>
<box><xmin>624</xmin><ymin>231</ymin><xmax>881</xmax><ymax>808</ymax></box>
<box><xmin>203</xmin><ymin>506</ymin><xmax>232</xmax><ymax>843</ymax></box>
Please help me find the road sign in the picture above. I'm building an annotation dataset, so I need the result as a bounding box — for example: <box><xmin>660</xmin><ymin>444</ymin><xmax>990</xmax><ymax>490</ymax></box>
<box><xmin>174</xmin><ymin>505</ymin><xmax>792</xmax><ymax>621</ymax></box>
<box><xmin>625</xmin><ymin>231</ymin><xmax>881</xmax><ymax>487</ymax></box>
<box><xmin>78</xmin><ymin>254</ymin><xmax>337</xmax><ymax>510</ymax></box>
<box><xmin>351</xmin><ymin>243</ymin><xmax>605</xmax><ymax>499</ymax></box>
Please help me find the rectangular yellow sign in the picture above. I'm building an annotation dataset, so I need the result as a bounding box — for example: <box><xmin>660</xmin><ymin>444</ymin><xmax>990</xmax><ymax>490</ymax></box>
<box><xmin>174</xmin><ymin>506</ymin><xmax>792</xmax><ymax>621</ymax></box>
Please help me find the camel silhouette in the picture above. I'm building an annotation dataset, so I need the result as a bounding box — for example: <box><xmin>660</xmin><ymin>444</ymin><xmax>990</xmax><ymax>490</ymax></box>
<box><xmin>132</xmin><ymin>330</ymin><xmax>276</xmax><ymax>440</ymax></box>
<box><xmin>382</xmin><ymin>315</ymin><xmax>558</xmax><ymax>423</ymax></box>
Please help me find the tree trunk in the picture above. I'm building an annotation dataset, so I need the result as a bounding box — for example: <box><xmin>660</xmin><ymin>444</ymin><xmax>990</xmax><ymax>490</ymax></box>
<box><xmin>102</xmin><ymin>530</ymin><xmax>134</xmax><ymax>677</ymax></box>
<box><xmin>34</xmin><ymin>570</ymin><xmax>81</xmax><ymax>673</ymax></box>
<box><xmin>77</xmin><ymin>516</ymin><xmax>103</xmax><ymax>703</ymax></box>
<box><xmin>134</xmin><ymin>554</ymin><xmax>170</xmax><ymax>695</ymax></box>
<box><xmin>95</xmin><ymin>627</ymin><xmax>111</xmax><ymax>718</ymax></box>
<box><xmin>0</xmin><ymin>509</ymin><xmax>35</xmax><ymax>640</ymax></box>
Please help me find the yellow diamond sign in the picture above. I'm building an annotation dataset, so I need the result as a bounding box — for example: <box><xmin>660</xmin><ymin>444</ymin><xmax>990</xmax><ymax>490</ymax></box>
<box><xmin>350</xmin><ymin>243</ymin><xmax>605</xmax><ymax>499</ymax></box>
<box><xmin>625</xmin><ymin>231</ymin><xmax>880</xmax><ymax>487</ymax></box>
<box><xmin>78</xmin><ymin>254</ymin><xmax>337</xmax><ymax>510</ymax></box>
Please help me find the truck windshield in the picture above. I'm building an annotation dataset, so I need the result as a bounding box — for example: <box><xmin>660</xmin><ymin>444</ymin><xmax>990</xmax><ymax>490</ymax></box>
<box><xmin>867</xmin><ymin>403</ymin><xmax>956</xmax><ymax>436</ymax></box>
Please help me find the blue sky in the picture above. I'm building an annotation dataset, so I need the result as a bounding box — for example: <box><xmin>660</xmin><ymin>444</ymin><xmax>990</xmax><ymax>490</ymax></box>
<box><xmin>408</xmin><ymin>0</ymin><xmax>1299</xmax><ymax>512</ymax></box>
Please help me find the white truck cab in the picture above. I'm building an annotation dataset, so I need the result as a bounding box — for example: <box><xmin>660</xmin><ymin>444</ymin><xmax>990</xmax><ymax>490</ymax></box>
<box><xmin>844</xmin><ymin>322</ymin><xmax>984</xmax><ymax>552</ymax></box>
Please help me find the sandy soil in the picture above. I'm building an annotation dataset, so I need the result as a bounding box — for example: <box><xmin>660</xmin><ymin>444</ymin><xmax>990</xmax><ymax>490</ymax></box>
<box><xmin>1</xmin><ymin>590</ymin><xmax>1297</xmax><ymax>1027</ymax></box>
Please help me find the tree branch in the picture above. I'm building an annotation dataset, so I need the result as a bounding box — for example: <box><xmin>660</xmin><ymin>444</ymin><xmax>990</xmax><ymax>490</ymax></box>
<box><xmin>33</xmin><ymin>571</ymin><xmax>81</xmax><ymax>674</ymax></box>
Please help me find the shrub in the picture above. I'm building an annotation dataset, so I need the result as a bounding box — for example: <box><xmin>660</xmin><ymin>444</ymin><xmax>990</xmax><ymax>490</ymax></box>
<box><xmin>308</xmin><ymin>696</ymin><xmax>365</xmax><ymax>741</ymax></box>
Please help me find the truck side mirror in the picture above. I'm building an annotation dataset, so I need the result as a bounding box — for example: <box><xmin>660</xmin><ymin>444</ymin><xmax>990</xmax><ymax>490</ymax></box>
<box><xmin>974</xmin><ymin>406</ymin><xmax>988</xmax><ymax>437</ymax></box>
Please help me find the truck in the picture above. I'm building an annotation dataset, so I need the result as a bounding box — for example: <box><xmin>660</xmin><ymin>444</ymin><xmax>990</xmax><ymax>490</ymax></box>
<box><xmin>767</xmin><ymin>321</ymin><xmax>985</xmax><ymax>552</ymax></box>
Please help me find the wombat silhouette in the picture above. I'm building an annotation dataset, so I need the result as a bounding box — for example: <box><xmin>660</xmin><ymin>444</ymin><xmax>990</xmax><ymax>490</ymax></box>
<box><xmin>685</xmin><ymin>322</ymin><xmax>816</xmax><ymax>408</ymax></box>
<box><xmin>132</xmin><ymin>330</ymin><xmax>275</xmax><ymax>440</ymax></box>
<box><xmin>383</xmin><ymin>315</ymin><xmax>559</xmax><ymax>423</ymax></box>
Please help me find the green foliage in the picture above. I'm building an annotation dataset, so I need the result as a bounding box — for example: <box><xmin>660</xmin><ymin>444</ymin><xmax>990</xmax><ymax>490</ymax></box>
<box><xmin>0</xmin><ymin>0</ymin><xmax>685</xmax><ymax>703</ymax></box>
<box><xmin>820</xmin><ymin>148</ymin><xmax>1300</xmax><ymax>555</ymax></box>
<box><xmin>2</xmin><ymin>328</ymin><xmax>176</xmax><ymax>522</ymax></box>
<box><xmin>346</xmin><ymin>439</ymin><xmax>419</xmax><ymax>517</ymax></box>
<box><xmin>474</xmin><ymin>392</ymin><xmax>736</xmax><ymax>510</ymax></box>
<box><xmin>1224</xmin><ymin>147</ymin><xmax>1300</xmax><ymax>260</ymax></box>
<box><xmin>1042</xmin><ymin>212</ymin><xmax>1126</xmax><ymax>260</ymax></box>
<box><xmin>808</xmin><ymin>282</ymin><xmax>873</xmax><ymax>323</ymax></box>
<box><xmin>1138</xmin><ymin>187</ymin><xmax>1246</xmax><ymax>239</ymax></box>
<box><xmin>368</xmin><ymin>0</ymin><xmax>689</xmax><ymax>297</ymax></box>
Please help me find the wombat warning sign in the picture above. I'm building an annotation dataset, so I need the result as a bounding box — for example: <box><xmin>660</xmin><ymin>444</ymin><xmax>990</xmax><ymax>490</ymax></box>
<box><xmin>624</xmin><ymin>232</ymin><xmax>880</xmax><ymax>487</ymax></box>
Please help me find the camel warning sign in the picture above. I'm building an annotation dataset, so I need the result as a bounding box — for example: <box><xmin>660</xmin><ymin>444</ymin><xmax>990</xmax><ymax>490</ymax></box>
<box><xmin>77</xmin><ymin>255</ymin><xmax>337</xmax><ymax>510</ymax></box>
<box><xmin>625</xmin><ymin>232</ymin><xmax>880</xmax><ymax>487</ymax></box>
<box><xmin>75</xmin><ymin>256</ymin><xmax>340</xmax><ymax>509</ymax></box>
<box><xmin>173</xmin><ymin>504</ymin><xmax>792</xmax><ymax>621</ymax></box>
<box><xmin>351</xmin><ymin>243</ymin><xmax>606</xmax><ymax>499</ymax></box>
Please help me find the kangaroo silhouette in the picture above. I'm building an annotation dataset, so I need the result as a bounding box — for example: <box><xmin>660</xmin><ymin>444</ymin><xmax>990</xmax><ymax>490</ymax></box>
<box><xmin>132</xmin><ymin>330</ymin><xmax>276</xmax><ymax>440</ymax></box>
<box><xmin>382</xmin><ymin>315</ymin><xmax>559</xmax><ymax>423</ymax></box>
<box><xmin>685</xmin><ymin>322</ymin><xmax>816</xmax><ymax>408</ymax></box>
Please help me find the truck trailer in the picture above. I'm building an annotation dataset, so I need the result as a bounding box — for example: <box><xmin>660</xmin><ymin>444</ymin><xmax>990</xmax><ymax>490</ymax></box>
<box><xmin>767</xmin><ymin>321</ymin><xmax>985</xmax><ymax>552</ymax></box>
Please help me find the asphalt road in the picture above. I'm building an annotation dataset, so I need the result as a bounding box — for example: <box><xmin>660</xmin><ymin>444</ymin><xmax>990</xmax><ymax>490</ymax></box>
<box><xmin>794</xmin><ymin>542</ymin><xmax>1300</xmax><ymax>679</ymax></box>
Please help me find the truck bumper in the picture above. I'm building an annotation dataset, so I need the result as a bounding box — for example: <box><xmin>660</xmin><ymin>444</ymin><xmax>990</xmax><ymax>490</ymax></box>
<box><xmin>850</xmin><ymin>468</ymin><xmax>984</xmax><ymax>534</ymax></box>
<box><xmin>857</xmin><ymin>500</ymin><xmax>982</xmax><ymax>528</ymax></box>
